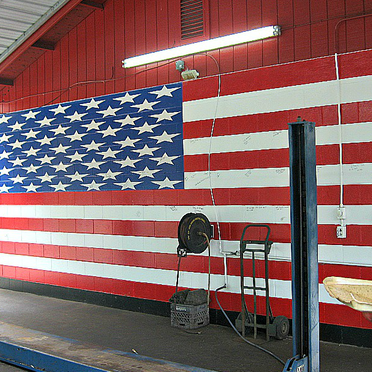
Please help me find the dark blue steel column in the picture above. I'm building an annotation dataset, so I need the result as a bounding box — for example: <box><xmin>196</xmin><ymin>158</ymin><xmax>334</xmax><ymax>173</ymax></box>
<box><xmin>283</xmin><ymin>118</ymin><xmax>319</xmax><ymax>372</ymax></box>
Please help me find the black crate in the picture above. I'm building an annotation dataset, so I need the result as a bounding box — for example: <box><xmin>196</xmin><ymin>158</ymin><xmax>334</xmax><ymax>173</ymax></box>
<box><xmin>170</xmin><ymin>302</ymin><xmax>209</xmax><ymax>329</ymax></box>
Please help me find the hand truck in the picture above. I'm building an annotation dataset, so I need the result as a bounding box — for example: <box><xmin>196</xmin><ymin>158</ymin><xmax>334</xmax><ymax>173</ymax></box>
<box><xmin>235</xmin><ymin>224</ymin><xmax>289</xmax><ymax>341</ymax></box>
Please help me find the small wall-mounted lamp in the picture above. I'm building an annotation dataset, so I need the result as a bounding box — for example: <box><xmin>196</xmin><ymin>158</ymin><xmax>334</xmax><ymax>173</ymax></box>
<box><xmin>122</xmin><ymin>25</ymin><xmax>281</xmax><ymax>69</ymax></box>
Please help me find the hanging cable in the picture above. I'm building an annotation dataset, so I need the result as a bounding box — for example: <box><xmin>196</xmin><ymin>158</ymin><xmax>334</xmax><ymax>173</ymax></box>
<box><xmin>204</xmin><ymin>53</ymin><xmax>235</xmax><ymax>287</ymax></box>
<box><xmin>202</xmin><ymin>232</ymin><xmax>211</xmax><ymax>305</ymax></box>
<box><xmin>334</xmin><ymin>53</ymin><xmax>344</xmax><ymax>208</ymax></box>
<box><xmin>215</xmin><ymin>285</ymin><xmax>285</xmax><ymax>367</ymax></box>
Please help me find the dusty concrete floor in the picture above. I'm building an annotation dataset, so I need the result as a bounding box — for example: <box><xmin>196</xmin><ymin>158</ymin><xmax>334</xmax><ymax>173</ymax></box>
<box><xmin>0</xmin><ymin>289</ymin><xmax>370</xmax><ymax>372</ymax></box>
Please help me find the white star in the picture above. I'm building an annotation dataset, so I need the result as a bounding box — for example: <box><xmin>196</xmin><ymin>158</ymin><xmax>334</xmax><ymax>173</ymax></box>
<box><xmin>114</xmin><ymin>115</ymin><xmax>141</xmax><ymax>127</ymax></box>
<box><xmin>0</xmin><ymin>166</ymin><xmax>12</xmax><ymax>175</ymax></box>
<box><xmin>115</xmin><ymin>179</ymin><xmax>141</xmax><ymax>190</ymax></box>
<box><xmin>115</xmin><ymin>137</ymin><xmax>140</xmax><ymax>148</ymax></box>
<box><xmin>0</xmin><ymin>133</ymin><xmax>11</xmax><ymax>142</ymax></box>
<box><xmin>0</xmin><ymin>150</ymin><xmax>10</xmax><ymax>159</ymax></box>
<box><xmin>149</xmin><ymin>85</ymin><xmax>180</xmax><ymax>98</ymax></box>
<box><xmin>24</xmin><ymin>183</ymin><xmax>41</xmax><ymax>192</ymax></box>
<box><xmin>150</xmin><ymin>109</ymin><xmax>179</xmax><ymax>122</ymax></box>
<box><xmin>37</xmin><ymin>172</ymin><xmax>56</xmax><ymax>183</ymax></box>
<box><xmin>66</xmin><ymin>151</ymin><xmax>86</xmax><ymax>162</ymax></box>
<box><xmin>50</xmin><ymin>104</ymin><xmax>71</xmax><ymax>115</ymax></box>
<box><xmin>134</xmin><ymin>166</ymin><xmax>160</xmax><ymax>179</ymax></box>
<box><xmin>51</xmin><ymin>125</ymin><xmax>68</xmax><ymax>135</ymax></box>
<box><xmin>82</xmin><ymin>180</ymin><xmax>104</xmax><ymax>191</ymax></box>
<box><xmin>132</xmin><ymin>122</ymin><xmax>160</xmax><ymax>134</ymax></box>
<box><xmin>80</xmin><ymin>98</ymin><xmax>104</xmax><ymax>110</ymax></box>
<box><xmin>0</xmin><ymin>114</ymin><xmax>11</xmax><ymax>124</ymax></box>
<box><xmin>9</xmin><ymin>139</ymin><xmax>25</xmax><ymax>149</ymax></box>
<box><xmin>82</xmin><ymin>120</ymin><xmax>104</xmax><ymax>131</ymax></box>
<box><xmin>150</xmin><ymin>131</ymin><xmax>179</xmax><ymax>143</ymax></box>
<box><xmin>152</xmin><ymin>153</ymin><xmax>178</xmax><ymax>165</ymax></box>
<box><xmin>98</xmin><ymin>148</ymin><xmax>120</xmax><ymax>159</ymax></box>
<box><xmin>51</xmin><ymin>143</ymin><xmax>71</xmax><ymax>154</ymax></box>
<box><xmin>22</xmin><ymin>110</ymin><xmax>40</xmax><ymax>120</ymax></box>
<box><xmin>0</xmin><ymin>184</ymin><xmax>11</xmax><ymax>192</ymax></box>
<box><xmin>24</xmin><ymin>164</ymin><xmax>41</xmax><ymax>174</ymax></box>
<box><xmin>10</xmin><ymin>174</ymin><xmax>27</xmax><ymax>184</ymax></box>
<box><xmin>9</xmin><ymin>121</ymin><xmax>26</xmax><ymax>131</ymax></box>
<box><xmin>66</xmin><ymin>172</ymin><xmax>88</xmax><ymax>182</ymax></box>
<box><xmin>82</xmin><ymin>159</ymin><xmax>104</xmax><ymax>170</ymax></box>
<box><xmin>66</xmin><ymin>131</ymin><xmax>87</xmax><ymax>142</ymax></box>
<box><xmin>38</xmin><ymin>154</ymin><xmax>55</xmax><ymax>164</ymax></box>
<box><xmin>24</xmin><ymin>129</ymin><xmax>39</xmax><ymax>139</ymax></box>
<box><xmin>50</xmin><ymin>181</ymin><xmax>68</xmax><ymax>192</ymax></box>
<box><xmin>65</xmin><ymin>111</ymin><xmax>88</xmax><ymax>122</ymax></box>
<box><xmin>83</xmin><ymin>142</ymin><xmax>105</xmax><ymax>155</ymax></box>
<box><xmin>81</xmin><ymin>141</ymin><xmax>103</xmax><ymax>152</ymax></box>
<box><xmin>23</xmin><ymin>147</ymin><xmax>41</xmax><ymax>157</ymax></box>
<box><xmin>98</xmin><ymin>169</ymin><xmax>121</xmax><ymax>180</ymax></box>
<box><xmin>98</xmin><ymin>126</ymin><xmax>121</xmax><ymax>138</ymax></box>
<box><xmin>9</xmin><ymin>157</ymin><xmax>26</xmax><ymax>166</ymax></box>
<box><xmin>37</xmin><ymin>135</ymin><xmax>53</xmax><ymax>146</ymax></box>
<box><xmin>152</xmin><ymin>177</ymin><xmax>180</xmax><ymax>189</ymax></box>
<box><xmin>51</xmin><ymin>162</ymin><xmax>71</xmax><ymax>172</ymax></box>
<box><xmin>97</xmin><ymin>106</ymin><xmax>121</xmax><ymax>117</ymax></box>
<box><xmin>35</xmin><ymin>116</ymin><xmax>56</xmax><ymax>127</ymax></box>
<box><xmin>132</xmin><ymin>99</ymin><xmax>160</xmax><ymax>112</ymax></box>
<box><xmin>133</xmin><ymin>145</ymin><xmax>160</xmax><ymax>157</ymax></box>
<box><xmin>114</xmin><ymin>92</ymin><xmax>140</xmax><ymax>105</ymax></box>
<box><xmin>114</xmin><ymin>156</ymin><xmax>141</xmax><ymax>168</ymax></box>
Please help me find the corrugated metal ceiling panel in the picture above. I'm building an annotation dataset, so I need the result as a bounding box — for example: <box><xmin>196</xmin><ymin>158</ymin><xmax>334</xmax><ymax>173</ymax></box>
<box><xmin>0</xmin><ymin>0</ymin><xmax>70</xmax><ymax>60</ymax></box>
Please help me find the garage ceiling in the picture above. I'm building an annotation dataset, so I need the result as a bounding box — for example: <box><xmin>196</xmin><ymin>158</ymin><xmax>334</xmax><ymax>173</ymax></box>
<box><xmin>0</xmin><ymin>0</ymin><xmax>71</xmax><ymax>62</ymax></box>
<box><xmin>0</xmin><ymin>0</ymin><xmax>105</xmax><ymax>86</ymax></box>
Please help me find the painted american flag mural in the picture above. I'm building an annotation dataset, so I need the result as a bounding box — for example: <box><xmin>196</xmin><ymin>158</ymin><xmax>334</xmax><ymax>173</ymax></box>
<box><xmin>0</xmin><ymin>49</ymin><xmax>371</xmax><ymax>332</ymax></box>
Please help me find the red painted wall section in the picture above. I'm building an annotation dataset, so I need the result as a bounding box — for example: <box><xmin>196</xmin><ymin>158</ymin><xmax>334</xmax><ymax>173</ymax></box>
<box><xmin>1</xmin><ymin>0</ymin><xmax>372</xmax><ymax>111</ymax></box>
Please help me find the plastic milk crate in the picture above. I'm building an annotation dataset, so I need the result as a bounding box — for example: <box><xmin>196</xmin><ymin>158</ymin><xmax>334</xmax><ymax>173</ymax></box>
<box><xmin>170</xmin><ymin>302</ymin><xmax>209</xmax><ymax>330</ymax></box>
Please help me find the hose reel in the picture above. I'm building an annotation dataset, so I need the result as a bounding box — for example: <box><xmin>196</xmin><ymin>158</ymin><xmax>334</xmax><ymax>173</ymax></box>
<box><xmin>177</xmin><ymin>213</ymin><xmax>213</xmax><ymax>257</ymax></box>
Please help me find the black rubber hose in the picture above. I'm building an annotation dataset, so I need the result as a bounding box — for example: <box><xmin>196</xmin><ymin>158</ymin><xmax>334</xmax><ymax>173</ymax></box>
<box><xmin>215</xmin><ymin>285</ymin><xmax>286</xmax><ymax>367</ymax></box>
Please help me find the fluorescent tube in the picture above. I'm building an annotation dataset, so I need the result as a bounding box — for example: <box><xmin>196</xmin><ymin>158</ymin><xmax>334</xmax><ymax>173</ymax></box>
<box><xmin>123</xmin><ymin>25</ymin><xmax>281</xmax><ymax>68</ymax></box>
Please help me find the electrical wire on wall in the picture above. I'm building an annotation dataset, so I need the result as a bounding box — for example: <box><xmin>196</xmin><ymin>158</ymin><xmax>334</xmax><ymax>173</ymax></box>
<box><xmin>334</xmin><ymin>52</ymin><xmax>344</xmax><ymax>209</ymax></box>
<box><xmin>204</xmin><ymin>53</ymin><xmax>235</xmax><ymax>287</ymax></box>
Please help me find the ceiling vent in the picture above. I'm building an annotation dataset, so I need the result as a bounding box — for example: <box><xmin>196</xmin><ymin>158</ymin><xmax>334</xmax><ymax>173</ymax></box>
<box><xmin>181</xmin><ymin>0</ymin><xmax>204</xmax><ymax>40</ymax></box>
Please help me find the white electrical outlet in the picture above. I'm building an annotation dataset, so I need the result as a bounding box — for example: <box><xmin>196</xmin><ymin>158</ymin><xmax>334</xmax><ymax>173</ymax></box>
<box><xmin>337</xmin><ymin>225</ymin><xmax>347</xmax><ymax>238</ymax></box>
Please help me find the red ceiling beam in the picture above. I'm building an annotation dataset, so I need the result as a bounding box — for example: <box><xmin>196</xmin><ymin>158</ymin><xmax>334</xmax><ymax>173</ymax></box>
<box><xmin>0</xmin><ymin>0</ymin><xmax>83</xmax><ymax>75</ymax></box>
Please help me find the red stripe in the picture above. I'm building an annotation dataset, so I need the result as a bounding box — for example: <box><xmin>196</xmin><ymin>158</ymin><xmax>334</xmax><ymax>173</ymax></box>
<box><xmin>2</xmin><ymin>217</ymin><xmax>372</xmax><ymax>246</ymax></box>
<box><xmin>183</xmin><ymin>50</ymin><xmax>372</xmax><ymax>103</ymax></box>
<box><xmin>183</xmin><ymin>56</ymin><xmax>336</xmax><ymax>101</ymax></box>
<box><xmin>1</xmin><ymin>242</ymin><xmax>371</xmax><ymax>283</ymax></box>
<box><xmin>184</xmin><ymin>105</ymin><xmax>339</xmax><ymax>139</ymax></box>
<box><xmin>184</xmin><ymin>102</ymin><xmax>372</xmax><ymax>140</ymax></box>
<box><xmin>184</xmin><ymin>143</ymin><xmax>372</xmax><ymax>172</ymax></box>
<box><xmin>1</xmin><ymin>265</ymin><xmax>371</xmax><ymax>329</ymax></box>
<box><xmin>2</xmin><ymin>185</ymin><xmax>371</xmax><ymax>206</ymax></box>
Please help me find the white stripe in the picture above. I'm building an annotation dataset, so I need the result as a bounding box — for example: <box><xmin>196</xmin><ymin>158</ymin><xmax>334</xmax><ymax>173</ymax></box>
<box><xmin>184</xmin><ymin>122</ymin><xmax>372</xmax><ymax>155</ymax></box>
<box><xmin>183</xmin><ymin>75</ymin><xmax>372</xmax><ymax>122</ymax></box>
<box><xmin>185</xmin><ymin>163</ymin><xmax>372</xmax><ymax>189</ymax></box>
<box><xmin>1</xmin><ymin>204</ymin><xmax>372</xmax><ymax>225</ymax></box>
<box><xmin>0</xmin><ymin>229</ymin><xmax>371</xmax><ymax>268</ymax></box>
<box><xmin>0</xmin><ymin>252</ymin><xmax>340</xmax><ymax>305</ymax></box>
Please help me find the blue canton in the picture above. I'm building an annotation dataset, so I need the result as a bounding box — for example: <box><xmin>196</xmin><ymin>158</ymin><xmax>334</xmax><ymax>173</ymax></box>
<box><xmin>0</xmin><ymin>83</ymin><xmax>184</xmax><ymax>193</ymax></box>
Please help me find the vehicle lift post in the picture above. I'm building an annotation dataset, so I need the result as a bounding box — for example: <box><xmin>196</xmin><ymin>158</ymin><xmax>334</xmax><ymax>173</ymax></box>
<box><xmin>282</xmin><ymin>118</ymin><xmax>320</xmax><ymax>372</ymax></box>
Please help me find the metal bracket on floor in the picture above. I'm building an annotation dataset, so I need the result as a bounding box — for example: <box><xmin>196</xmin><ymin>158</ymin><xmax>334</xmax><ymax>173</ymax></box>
<box><xmin>282</xmin><ymin>356</ymin><xmax>308</xmax><ymax>372</ymax></box>
<box><xmin>0</xmin><ymin>340</ymin><xmax>109</xmax><ymax>372</ymax></box>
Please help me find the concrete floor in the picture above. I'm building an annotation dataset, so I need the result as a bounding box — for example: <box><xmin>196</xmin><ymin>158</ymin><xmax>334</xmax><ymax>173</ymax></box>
<box><xmin>0</xmin><ymin>289</ymin><xmax>370</xmax><ymax>372</ymax></box>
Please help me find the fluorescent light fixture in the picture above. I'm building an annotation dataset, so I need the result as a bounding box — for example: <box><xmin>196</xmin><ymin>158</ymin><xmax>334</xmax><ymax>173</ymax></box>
<box><xmin>123</xmin><ymin>25</ymin><xmax>281</xmax><ymax>68</ymax></box>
